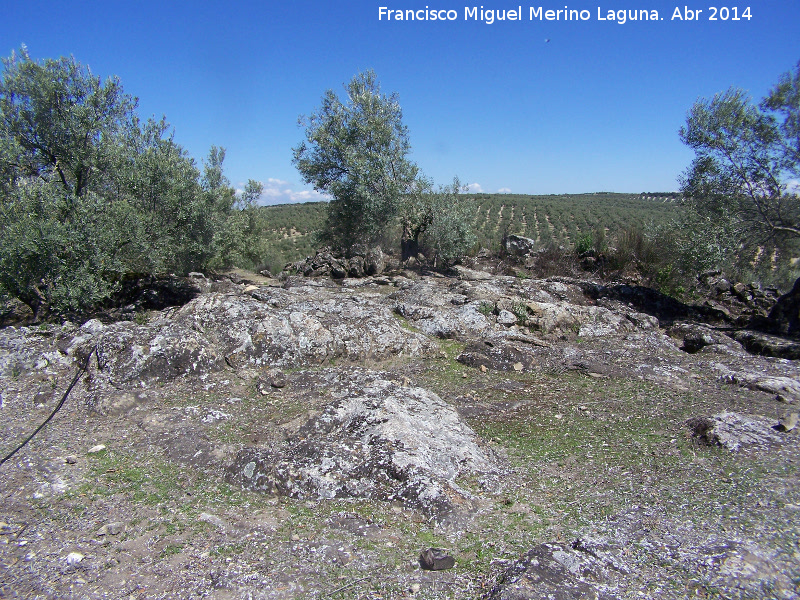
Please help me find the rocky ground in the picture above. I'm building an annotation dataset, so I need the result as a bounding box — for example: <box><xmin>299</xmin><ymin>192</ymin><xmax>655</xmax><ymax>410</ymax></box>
<box><xmin>1</xmin><ymin>265</ymin><xmax>799</xmax><ymax>599</ymax></box>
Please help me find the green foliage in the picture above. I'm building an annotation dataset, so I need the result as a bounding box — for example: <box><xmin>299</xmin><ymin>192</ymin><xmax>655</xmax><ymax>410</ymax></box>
<box><xmin>680</xmin><ymin>62</ymin><xmax>800</xmax><ymax>256</ymax></box>
<box><xmin>0</xmin><ymin>179</ymin><xmax>126</xmax><ymax>316</ymax></box>
<box><xmin>293</xmin><ymin>71</ymin><xmax>418</xmax><ymax>250</ymax></box>
<box><xmin>417</xmin><ymin>177</ymin><xmax>476</xmax><ymax>265</ymax></box>
<box><xmin>0</xmin><ymin>46</ymin><xmax>135</xmax><ymax>198</ymax></box>
<box><xmin>478</xmin><ymin>301</ymin><xmax>495</xmax><ymax>317</ymax></box>
<box><xmin>575</xmin><ymin>232</ymin><xmax>594</xmax><ymax>256</ymax></box>
<box><xmin>0</xmin><ymin>48</ymin><xmax>261</xmax><ymax>317</ymax></box>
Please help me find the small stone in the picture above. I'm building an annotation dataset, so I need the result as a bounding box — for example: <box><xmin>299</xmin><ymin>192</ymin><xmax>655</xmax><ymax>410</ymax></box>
<box><xmin>776</xmin><ymin>413</ymin><xmax>798</xmax><ymax>432</ymax></box>
<box><xmin>513</xmin><ymin>362</ymin><xmax>524</xmax><ymax>372</ymax></box>
<box><xmin>96</xmin><ymin>522</ymin><xmax>125</xmax><ymax>536</ymax></box>
<box><xmin>291</xmin><ymin>533</ymin><xmax>300</xmax><ymax>541</ymax></box>
<box><xmin>65</xmin><ymin>552</ymin><xmax>84</xmax><ymax>566</ymax></box>
<box><xmin>65</xmin><ymin>455</ymin><xmax>78</xmax><ymax>464</ymax></box>
<box><xmin>419</xmin><ymin>547</ymin><xmax>455</xmax><ymax>571</ymax></box>
<box><xmin>410</xmin><ymin>583</ymin><xmax>421</xmax><ymax>594</ymax></box>
<box><xmin>497</xmin><ymin>310</ymin><xmax>518</xmax><ymax>326</ymax></box>
<box><xmin>480</xmin><ymin>365</ymin><xmax>488</xmax><ymax>373</ymax></box>
<box><xmin>87</xmin><ymin>445</ymin><xmax>106</xmax><ymax>454</ymax></box>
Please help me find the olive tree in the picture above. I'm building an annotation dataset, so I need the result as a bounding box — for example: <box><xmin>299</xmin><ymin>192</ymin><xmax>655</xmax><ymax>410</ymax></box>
<box><xmin>680</xmin><ymin>62</ymin><xmax>800</xmax><ymax>256</ymax></box>
<box><xmin>294</xmin><ymin>70</ymin><xmax>475</xmax><ymax>264</ymax></box>
<box><xmin>398</xmin><ymin>176</ymin><xmax>475</xmax><ymax>264</ymax></box>
<box><xmin>293</xmin><ymin>70</ymin><xmax>419</xmax><ymax>250</ymax></box>
<box><xmin>0</xmin><ymin>48</ymin><xmax>260</xmax><ymax>317</ymax></box>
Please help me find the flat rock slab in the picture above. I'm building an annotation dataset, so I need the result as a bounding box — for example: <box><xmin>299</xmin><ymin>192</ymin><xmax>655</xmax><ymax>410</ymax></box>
<box><xmin>228</xmin><ymin>374</ymin><xmax>494</xmax><ymax>521</ymax></box>
<box><xmin>59</xmin><ymin>288</ymin><xmax>434</xmax><ymax>384</ymax></box>
<box><xmin>686</xmin><ymin>411</ymin><xmax>788</xmax><ymax>452</ymax></box>
<box><xmin>486</xmin><ymin>542</ymin><xmax>618</xmax><ymax>600</ymax></box>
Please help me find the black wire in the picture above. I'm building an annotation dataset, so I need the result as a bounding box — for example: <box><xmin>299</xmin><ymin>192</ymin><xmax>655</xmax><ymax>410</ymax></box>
<box><xmin>0</xmin><ymin>345</ymin><xmax>100</xmax><ymax>468</ymax></box>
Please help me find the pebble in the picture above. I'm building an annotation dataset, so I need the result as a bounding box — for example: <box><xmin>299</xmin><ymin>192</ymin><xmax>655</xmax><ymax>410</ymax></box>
<box><xmin>87</xmin><ymin>444</ymin><xmax>106</xmax><ymax>454</ymax></box>
<box><xmin>96</xmin><ymin>522</ymin><xmax>125</xmax><ymax>536</ymax></box>
<box><xmin>64</xmin><ymin>455</ymin><xmax>78</xmax><ymax>464</ymax></box>
<box><xmin>65</xmin><ymin>552</ymin><xmax>84</xmax><ymax>566</ymax></box>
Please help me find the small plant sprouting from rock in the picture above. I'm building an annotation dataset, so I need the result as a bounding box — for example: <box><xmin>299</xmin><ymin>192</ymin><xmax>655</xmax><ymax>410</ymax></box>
<box><xmin>510</xmin><ymin>301</ymin><xmax>529</xmax><ymax>325</ymax></box>
<box><xmin>479</xmin><ymin>301</ymin><xmax>495</xmax><ymax>317</ymax></box>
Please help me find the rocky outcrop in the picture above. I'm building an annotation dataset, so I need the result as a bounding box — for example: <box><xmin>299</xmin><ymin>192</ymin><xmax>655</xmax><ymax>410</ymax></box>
<box><xmin>487</xmin><ymin>507</ymin><xmax>798</xmax><ymax>600</ymax></box>
<box><xmin>285</xmin><ymin>247</ymin><xmax>389</xmax><ymax>278</ymax></box>
<box><xmin>686</xmin><ymin>412</ymin><xmax>788</xmax><ymax>451</ymax></box>
<box><xmin>667</xmin><ymin>322</ymin><xmax>742</xmax><ymax>354</ymax></box>
<box><xmin>228</xmin><ymin>375</ymin><xmax>494</xmax><ymax>521</ymax></box>
<box><xmin>732</xmin><ymin>329</ymin><xmax>800</xmax><ymax>360</ymax></box>
<box><xmin>714</xmin><ymin>364</ymin><xmax>800</xmax><ymax>403</ymax></box>
<box><xmin>57</xmin><ymin>287</ymin><xmax>434</xmax><ymax>384</ymax></box>
<box><xmin>486</xmin><ymin>541</ymin><xmax>622</xmax><ymax>600</ymax></box>
<box><xmin>764</xmin><ymin>276</ymin><xmax>800</xmax><ymax>337</ymax></box>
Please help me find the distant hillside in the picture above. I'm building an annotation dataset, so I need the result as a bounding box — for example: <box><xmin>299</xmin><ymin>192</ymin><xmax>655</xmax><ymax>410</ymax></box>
<box><xmin>256</xmin><ymin>193</ymin><xmax>681</xmax><ymax>271</ymax></box>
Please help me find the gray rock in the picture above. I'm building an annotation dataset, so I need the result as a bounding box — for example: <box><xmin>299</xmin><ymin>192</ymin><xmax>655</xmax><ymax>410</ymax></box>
<box><xmin>419</xmin><ymin>548</ymin><xmax>455</xmax><ymax>570</ymax></box>
<box><xmin>497</xmin><ymin>309</ymin><xmax>518</xmax><ymax>326</ymax></box>
<box><xmin>686</xmin><ymin>412</ymin><xmax>786</xmax><ymax>451</ymax></box>
<box><xmin>228</xmin><ymin>374</ymin><xmax>494</xmax><ymax>521</ymax></box>
<box><xmin>450</xmin><ymin>265</ymin><xmax>494</xmax><ymax>281</ymax></box>
<box><xmin>715</xmin><ymin>365</ymin><xmax>800</xmax><ymax>404</ymax></box>
<box><xmin>364</xmin><ymin>247</ymin><xmax>385</xmax><ymax>276</ymax></box>
<box><xmin>764</xmin><ymin>276</ymin><xmax>800</xmax><ymax>338</ymax></box>
<box><xmin>502</xmin><ymin>234</ymin><xmax>537</xmax><ymax>257</ymax></box>
<box><xmin>60</xmin><ymin>289</ymin><xmax>434</xmax><ymax>384</ymax></box>
<box><xmin>667</xmin><ymin>322</ymin><xmax>738</xmax><ymax>354</ymax></box>
<box><xmin>457</xmin><ymin>340</ymin><xmax>537</xmax><ymax>372</ymax></box>
<box><xmin>732</xmin><ymin>330</ymin><xmax>800</xmax><ymax>360</ymax></box>
<box><xmin>486</xmin><ymin>542</ymin><xmax>617</xmax><ymax>600</ymax></box>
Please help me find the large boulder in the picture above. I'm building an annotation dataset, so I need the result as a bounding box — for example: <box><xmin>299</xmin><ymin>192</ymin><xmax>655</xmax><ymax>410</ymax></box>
<box><xmin>228</xmin><ymin>376</ymin><xmax>494</xmax><ymax>521</ymax></box>
<box><xmin>364</xmin><ymin>247</ymin><xmax>385</xmax><ymax>276</ymax></box>
<box><xmin>502</xmin><ymin>234</ymin><xmax>537</xmax><ymax>257</ymax></box>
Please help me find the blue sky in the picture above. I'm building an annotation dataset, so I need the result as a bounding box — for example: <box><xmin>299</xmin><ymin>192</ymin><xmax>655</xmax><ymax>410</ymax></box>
<box><xmin>2</xmin><ymin>1</ymin><xmax>799</xmax><ymax>203</ymax></box>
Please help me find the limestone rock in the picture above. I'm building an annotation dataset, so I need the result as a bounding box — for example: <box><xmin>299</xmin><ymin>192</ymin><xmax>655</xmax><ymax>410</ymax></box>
<box><xmin>686</xmin><ymin>412</ymin><xmax>786</xmax><ymax>451</ymax></box>
<box><xmin>731</xmin><ymin>330</ymin><xmax>800</xmax><ymax>360</ymax></box>
<box><xmin>486</xmin><ymin>542</ymin><xmax>616</xmax><ymax>600</ymax></box>
<box><xmin>450</xmin><ymin>265</ymin><xmax>494</xmax><ymax>281</ymax></box>
<box><xmin>59</xmin><ymin>288</ymin><xmax>433</xmax><ymax>384</ymax></box>
<box><xmin>228</xmin><ymin>374</ymin><xmax>494</xmax><ymax>521</ymax></box>
<box><xmin>502</xmin><ymin>234</ymin><xmax>537</xmax><ymax>257</ymax></box>
<box><xmin>457</xmin><ymin>340</ymin><xmax>536</xmax><ymax>372</ymax></box>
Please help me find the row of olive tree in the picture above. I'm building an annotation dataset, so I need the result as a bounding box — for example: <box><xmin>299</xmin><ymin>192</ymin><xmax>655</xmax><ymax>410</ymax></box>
<box><xmin>0</xmin><ymin>47</ymin><xmax>264</xmax><ymax>318</ymax></box>
<box><xmin>293</xmin><ymin>71</ymin><xmax>475</xmax><ymax>265</ymax></box>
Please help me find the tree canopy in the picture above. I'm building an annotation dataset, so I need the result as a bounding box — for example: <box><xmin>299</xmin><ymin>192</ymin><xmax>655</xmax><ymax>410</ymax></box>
<box><xmin>293</xmin><ymin>70</ymin><xmax>419</xmax><ymax>250</ymax></box>
<box><xmin>294</xmin><ymin>70</ymin><xmax>474</xmax><ymax>264</ymax></box>
<box><xmin>0</xmin><ymin>48</ymin><xmax>263</xmax><ymax>318</ymax></box>
<box><xmin>680</xmin><ymin>62</ymin><xmax>800</xmax><ymax>256</ymax></box>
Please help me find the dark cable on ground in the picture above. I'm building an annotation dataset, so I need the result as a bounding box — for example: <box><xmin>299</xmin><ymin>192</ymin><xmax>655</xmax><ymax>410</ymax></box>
<box><xmin>0</xmin><ymin>345</ymin><xmax>101</xmax><ymax>468</ymax></box>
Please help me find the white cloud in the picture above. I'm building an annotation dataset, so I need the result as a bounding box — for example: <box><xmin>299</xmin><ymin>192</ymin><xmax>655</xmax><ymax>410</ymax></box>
<box><xmin>787</xmin><ymin>179</ymin><xmax>800</xmax><ymax>193</ymax></box>
<box><xmin>237</xmin><ymin>179</ymin><xmax>330</xmax><ymax>205</ymax></box>
<box><xmin>497</xmin><ymin>187</ymin><xmax>512</xmax><ymax>193</ymax></box>
<box><xmin>466</xmin><ymin>182</ymin><xmax>483</xmax><ymax>194</ymax></box>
